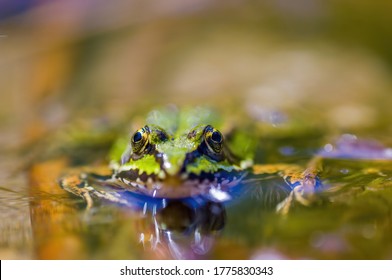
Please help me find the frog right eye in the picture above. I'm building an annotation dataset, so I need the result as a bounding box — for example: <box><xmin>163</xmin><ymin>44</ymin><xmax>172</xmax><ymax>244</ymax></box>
<box><xmin>203</xmin><ymin>125</ymin><xmax>223</xmax><ymax>154</ymax></box>
<box><xmin>131</xmin><ymin>126</ymin><xmax>150</xmax><ymax>154</ymax></box>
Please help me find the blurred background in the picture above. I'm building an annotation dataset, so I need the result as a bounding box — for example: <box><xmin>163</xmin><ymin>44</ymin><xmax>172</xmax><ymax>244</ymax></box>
<box><xmin>1</xmin><ymin>0</ymin><xmax>392</xmax><ymax>259</ymax></box>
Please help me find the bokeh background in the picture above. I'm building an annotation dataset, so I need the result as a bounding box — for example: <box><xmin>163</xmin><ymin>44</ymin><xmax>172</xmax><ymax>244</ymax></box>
<box><xmin>1</xmin><ymin>0</ymin><xmax>392</xmax><ymax>259</ymax></box>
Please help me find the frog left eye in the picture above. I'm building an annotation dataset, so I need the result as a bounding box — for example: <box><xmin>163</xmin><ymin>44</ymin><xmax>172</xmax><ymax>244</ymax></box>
<box><xmin>204</xmin><ymin>125</ymin><xmax>223</xmax><ymax>154</ymax></box>
<box><xmin>131</xmin><ymin>126</ymin><xmax>150</xmax><ymax>154</ymax></box>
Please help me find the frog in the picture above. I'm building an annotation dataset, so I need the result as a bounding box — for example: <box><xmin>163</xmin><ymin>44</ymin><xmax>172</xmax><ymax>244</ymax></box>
<box><xmin>29</xmin><ymin>104</ymin><xmax>391</xmax><ymax>260</ymax></box>
<box><xmin>58</xmin><ymin>106</ymin><xmax>323</xmax><ymax>214</ymax></box>
<box><xmin>59</xmin><ymin>107</ymin><xmax>251</xmax><ymax>208</ymax></box>
<box><xmin>57</xmin><ymin>105</ymin><xmax>392</xmax><ymax>257</ymax></box>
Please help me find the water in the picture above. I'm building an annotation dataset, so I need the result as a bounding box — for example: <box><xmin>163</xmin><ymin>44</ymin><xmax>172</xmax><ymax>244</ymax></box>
<box><xmin>1</xmin><ymin>1</ymin><xmax>392</xmax><ymax>260</ymax></box>
<box><xmin>6</xmin><ymin>134</ymin><xmax>387</xmax><ymax>260</ymax></box>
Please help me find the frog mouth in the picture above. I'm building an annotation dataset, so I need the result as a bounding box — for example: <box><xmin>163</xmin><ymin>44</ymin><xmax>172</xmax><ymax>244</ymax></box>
<box><xmin>113</xmin><ymin>169</ymin><xmax>245</xmax><ymax>199</ymax></box>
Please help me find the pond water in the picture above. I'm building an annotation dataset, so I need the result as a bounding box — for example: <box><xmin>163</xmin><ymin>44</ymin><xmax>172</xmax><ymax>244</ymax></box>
<box><xmin>1</xmin><ymin>1</ymin><xmax>392</xmax><ymax>260</ymax></box>
<box><xmin>3</xmin><ymin>114</ymin><xmax>391</xmax><ymax>260</ymax></box>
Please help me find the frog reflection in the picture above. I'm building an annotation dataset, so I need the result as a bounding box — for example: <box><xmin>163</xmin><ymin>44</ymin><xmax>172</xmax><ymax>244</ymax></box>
<box><xmin>137</xmin><ymin>200</ymin><xmax>225</xmax><ymax>259</ymax></box>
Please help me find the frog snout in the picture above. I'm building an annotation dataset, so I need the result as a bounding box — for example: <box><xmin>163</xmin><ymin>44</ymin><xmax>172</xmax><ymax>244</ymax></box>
<box><xmin>161</xmin><ymin>153</ymin><xmax>186</xmax><ymax>177</ymax></box>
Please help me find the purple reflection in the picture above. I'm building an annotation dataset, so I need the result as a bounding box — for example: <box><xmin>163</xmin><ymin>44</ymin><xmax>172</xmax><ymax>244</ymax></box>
<box><xmin>318</xmin><ymin>134</ymin><xmax>392</xmax><ymax>160</ymax></box>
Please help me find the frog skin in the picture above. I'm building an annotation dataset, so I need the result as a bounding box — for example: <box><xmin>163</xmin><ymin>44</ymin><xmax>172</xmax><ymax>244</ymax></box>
<box><xmin>59</xmin><ymin>107</ymin><xmax>255</xmax><ymax>209</ymax></box>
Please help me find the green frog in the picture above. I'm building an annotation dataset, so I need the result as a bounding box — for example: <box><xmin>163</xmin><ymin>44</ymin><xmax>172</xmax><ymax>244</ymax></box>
<box><xmin>37</xmin><ymin>106</ymin><xmax>392</xmax><ymax>260</ymax></box>
<box><xmin>59</xmin><ymin>107</ymin><xmax>320</xmax><ymax>213</ymax></box>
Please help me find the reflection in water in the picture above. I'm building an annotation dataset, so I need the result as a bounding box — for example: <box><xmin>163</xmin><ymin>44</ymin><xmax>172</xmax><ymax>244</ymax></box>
<box><xmin>27</xmin><ymin>138</ymin><xmax>392</xmax><ymax>259</ymax></box>
<box><xmin>26</xmin><ymin>157</ymin><xmax>392</xmax><ymax>259</ymax></box>
<box><xmin>28</xmin><ymin>159</ymin><xmax>235</xmax><ymax>259</ymax></box>
<box><xmin>145</xmin><ymin>201</ymin><xmax>226</xmax><ymax>259</ymax></box>
<box><xmin>87</xmin><ymin>171</ymin><xmax>232</xmax><ymax>259</ymax></box>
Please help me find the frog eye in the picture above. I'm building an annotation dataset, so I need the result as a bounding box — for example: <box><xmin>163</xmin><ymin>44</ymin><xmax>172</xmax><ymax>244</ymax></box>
<box><xmin>131</xmin><ymin>126</ymin><xmax>150</xmax><ymax>154</ymax></box>
<box><xmin>211</xmin><ymin>131</ymin><xmax>223</xmax><ymax>143</ymax></box>
<box><xmin>204</xmin><ymin>125</ymin><xmax>223</xmax><ymax>154</ymax></box>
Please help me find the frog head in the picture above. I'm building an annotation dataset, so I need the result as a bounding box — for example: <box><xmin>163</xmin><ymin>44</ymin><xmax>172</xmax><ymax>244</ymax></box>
<box><xmin>119</xmin><ymin>124</ymin><xmax>247</xmax><ymax>177</ymax></box>
<box><xmin>110</xmin><ymin>108</ymin><xmax>253</xmax><ymax>197</ymax></box>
